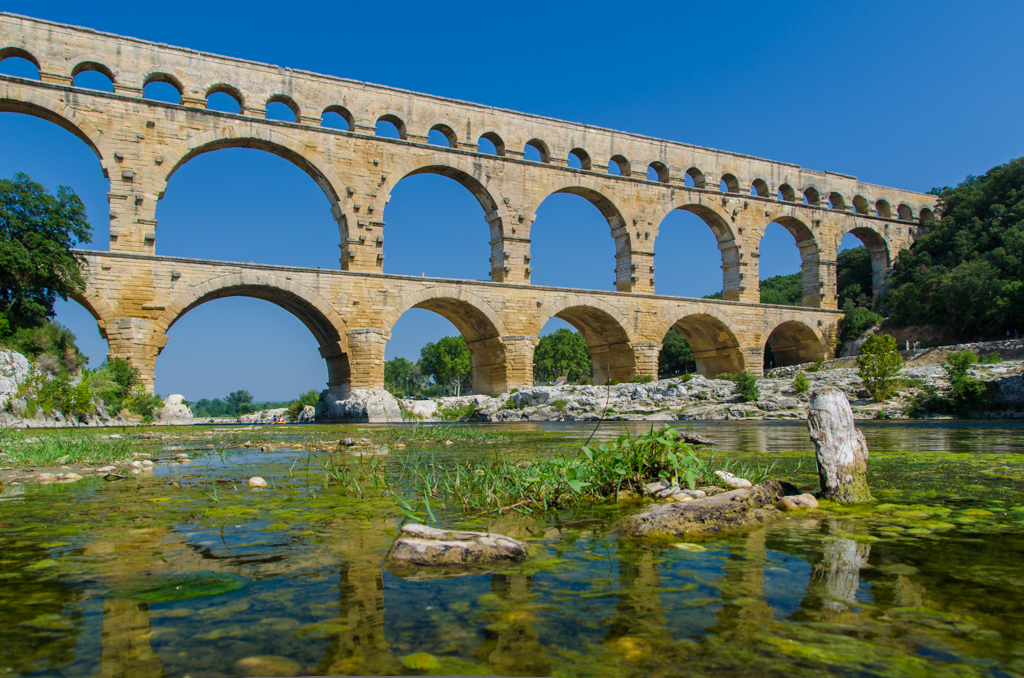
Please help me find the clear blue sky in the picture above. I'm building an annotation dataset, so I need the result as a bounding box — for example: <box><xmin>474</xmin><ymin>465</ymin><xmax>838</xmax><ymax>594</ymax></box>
<box><xmin>2</xmin><ymin>1</ymin><xmax>1022</xmax><ymax>401</ymax></box>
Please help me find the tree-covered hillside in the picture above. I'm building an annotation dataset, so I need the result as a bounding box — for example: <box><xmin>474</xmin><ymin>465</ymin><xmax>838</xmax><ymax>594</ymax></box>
<box><xmin>884</xmin><ymin>157</ymin><xmax>1024</xmax><ymax>337</ymax></box>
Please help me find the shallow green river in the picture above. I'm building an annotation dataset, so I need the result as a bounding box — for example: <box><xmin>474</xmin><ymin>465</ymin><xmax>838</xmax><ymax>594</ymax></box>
<box><xmin>2</xmin><ymin>421</ymin><xmax>1023</xmax><ymax>677</ymax></box>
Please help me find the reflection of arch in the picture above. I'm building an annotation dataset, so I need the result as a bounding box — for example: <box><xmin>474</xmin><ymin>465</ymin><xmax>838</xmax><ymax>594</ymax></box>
<box><xmin>384</xmin><ymin>287</ymin><xmax>509</xmax><ymax>394</ymax></box>
<box><xmin>159</xmin><ymin>272</ymin><xmax>349</xmax><ymax>392</ymax></box>
<box><xmin>0</xmin><ymin>87</ymin><xmax>110</xmax><ymax>170</ymax></box>
<box><xmin>159</xmin><ymin>127</ymin><xmax>345</xmax><ymax>209</ymax></box>
<box><xmin>657</xmin><ymin>307</ymin><xmax>745</xmax><ymax>376</ymax></box>
<box><xmin>0</xmin><ymin>47</ymin><xmax>40</xmax><ymax>70</ymax></box>
<box><xmin>763</xmin><ymin>318</ymin><xmax>824</xmax><ymax>369</ymax></box>
<box><xmin>538</xmin><ymin>298</ymin><xmax>636</xmax><ymax>384</ymax></box>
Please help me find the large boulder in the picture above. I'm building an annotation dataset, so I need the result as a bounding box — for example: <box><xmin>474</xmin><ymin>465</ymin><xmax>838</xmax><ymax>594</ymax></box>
<box><xmin>296</xmin><ymin>405</ymin><xmax>316</xmax><ymax>423</ymax></box>
<box><xmin>316</xmin><ymin>389</ymin><xmax>401</xmax><ymax>423</ymax></box>
<box><xmin>159</xmin><ymin>394</ymin><xmax>193</xmax><ymax>424</ymax></box>
<box><xmin>614</xmin><ymin>479</ymin><xmax>800</xmax><ymax>539</ymax></box>
<box><xmin>384</xmin><ymin>524</ymin><xmax>529</xmax><ymax>579</ymax></box>
<box><xmin>400</xmin><ymin>399</ymin><xmax>438</xmax><ymax>421</ymax></box>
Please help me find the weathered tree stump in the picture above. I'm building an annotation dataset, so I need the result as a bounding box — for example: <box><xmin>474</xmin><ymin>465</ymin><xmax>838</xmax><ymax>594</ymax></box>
<box><xmin>807</xmin><ymin>386</ymin><xmax>872</xmax><ymax>503</ymax></box>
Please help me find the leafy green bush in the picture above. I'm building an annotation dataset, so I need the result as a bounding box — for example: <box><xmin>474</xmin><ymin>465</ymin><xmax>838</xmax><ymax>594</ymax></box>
<box><xmin>981</xmin><ymin>352</ymin><xmax>1002</xmax><ymax>364</ymax></box>
<box><xmin>438</xmin><ymin>402</ymin><xmax>479</xmax><ymax>421</ymax></box>
<box><xmin>287</xmin><ymin>389</ymin><xmax>320</xmax><ymax>420</ymax></box>
<box><xmin>733</xmin><ymin>371</ymin><xmax>760</xmax><ymax>402</ymax></box>
<box><xmin>943</xmin><ymin>350</ymin><xmax>987</xmax><ymax>415</ymax></box>
<box><xmin>857</xmin><ymin>334</ymin><xmax>903</xmax><ymax>401</ymax></box>
<box><xmin>805</xmin><ymin>357</ymin><xmax>825</xmax><ymax>373</ymax></box>
<box><xmin>680</xmin><ymin>374</ymin><xmax>694</xmax><ymax>383</ymax></box>
<box><xmin>838</xmin><ymin>306</ymin><xmax>883</xmax><ymax>344</ymax></box>
<box><xmin>793</xmin><ymin>372</ymin><xmax>810</xmax><ymax>394</ymax></box>
<box><xmin>632</xmin><ymin>374</ymin><xmax>653</xmax><ymax>384</ymax></box>
<box><xmin>550</xmin><ymin>398</ymin><xmax>568</xmax><ymax>413</ymax></box>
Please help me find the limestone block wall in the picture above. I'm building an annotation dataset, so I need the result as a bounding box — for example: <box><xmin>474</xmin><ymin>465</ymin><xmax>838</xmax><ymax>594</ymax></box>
<box><xmin>77</xmin><ymin>251</ymin><xmax>842</xmax><ymax>394</ymax></box>
<box><xmin>1</xmin><ymin>13</ymin><xmax>936</xmax><ymax>309</ymax></box>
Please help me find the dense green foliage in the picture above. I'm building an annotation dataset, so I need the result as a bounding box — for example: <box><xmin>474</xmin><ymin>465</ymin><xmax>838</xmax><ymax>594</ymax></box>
<box><xmin>658</xmin><ymin>328</ymin><xmax>694</xmax><ymax>377</ymax></box>
<box><xmin>191</xmin><ymin>390</ymin><xmax>257</xmax><ymax>418</ymax></box>
<box><xmin>533</xmin><ymin>328</ymin><xmax>592</xmax><ymax>382</ymax></box>
<box><xmin>793</xmin><ymin>372</ymin><xmax>810</xmax><ymax>394</ymax></box>
<box><xmin>759</xmin><ymin>273</ymin><xmax>803</xmax><ymax>306</ymax></box>
<box><xmin>384</xmin><ymin>357</ymin><xmax>421</xmax><ymax>397</ymax></box>
<box><xmin>419</xmin><ymin>335</ymin><xmax>472</xmax><ymax>396</ymax></box>
<box><xmin>838</xmin><ymin>306</ymin><xmax>884</xmax><ymax>344</ymax></box>
<box><xmin>942</xmin><ymin>350</ymin><xmax>986</xmax><ymax>415</ymax></box>
<box><xmin>719</xmin><ymin>371</ymin><xmax>760</xmax><ymax>401</ymax></box>
<box><xmin>837</xmin><ymin>246</ymin><xmax>874</xmax><ymax>309</ymax></box>
<box><xmin>286</xmin><ymin>389</ymin><xmax>320</xmax><ymax>419</ymax></box>
<box><xmin>885</xmin><ymin>157</ymin><xmax>1024</xmax><ymax>337</ymax></box>
<box><xmin>0</xmin><ymin>173</ymin><xmax>92</xmax><ymax>331</ymax></box>
<box><xmin>857</xmin><ymin>334</ymin><xmax>903</xmax><ymax>401</ymax></box>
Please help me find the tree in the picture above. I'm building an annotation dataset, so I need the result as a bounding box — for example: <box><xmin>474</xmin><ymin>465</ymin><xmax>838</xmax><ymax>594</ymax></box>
<box><xmin>384</xmin><ymin>357</ymin><xmax>422</xmax><ymax>396</ymax></box>
<box><xmin>837</xmin><ymin>246</ymin><xmax>874</xmax><ymax>309</ymax></box>
<box><xmin>942</xmin><ymin>350</ymin><xmax>986</xmax><ymax>415</ymax></box>
<box><xmin>419</xmin><ymin>335</ymin><xmax>472</xmax><ymax>396</ymax></box>
<box><xmin>533</xmin><ymin>329</ymin><xmax>592</xmax><ymax>382</ymax></box>
<box><xmin>759</xmin><ymin>273</ymin><xmax>803</xmax><ymax>306</ymax></box>
<box><xmin>226</xmin><ymin>389</ymin><xmax>255</xmax><ymax>415</ymax></box>
<box><xmin>658</xmin><ymin>329</ymin><xmax>694</xmax><ymax>377</ymax></box>
<box><xmin>856</xmin><ymin>334</ymin><xmax>903</xmax><ymax>401</ymax></box>
<box><xmin>884</xmin><ymin>157</ymin><xmax>1024</xmax><ymax>338</ymax></box>
<box><xmin>287</xmin><ymin>389</ymin><xmax>320</xmax><ymax>419</ymax></box>
<box><xmin>0</xmin><ymin>173</ymin><xmax>92</xmax><ymax>330</ymax></box>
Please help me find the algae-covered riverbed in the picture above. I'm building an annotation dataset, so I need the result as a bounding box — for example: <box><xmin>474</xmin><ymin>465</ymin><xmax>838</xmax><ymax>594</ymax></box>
<box><xmin>2</xmin><ymin>421</ymin><xmax>1023</xmax><ymax>677</ymax></box>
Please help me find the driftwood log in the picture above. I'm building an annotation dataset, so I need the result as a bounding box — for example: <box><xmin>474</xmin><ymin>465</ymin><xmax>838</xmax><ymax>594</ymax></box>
<box><xmin>807</xmin><ymin>387</ymin><xmax>872</xmax><ymax>503</ymax></box>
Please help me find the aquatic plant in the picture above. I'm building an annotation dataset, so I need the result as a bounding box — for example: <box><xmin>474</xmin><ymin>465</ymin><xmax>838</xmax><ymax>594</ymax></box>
<box><xmin>0</xmin><ymin>429</ymin><xmax>141</xmax><ymax>466</ymax></box>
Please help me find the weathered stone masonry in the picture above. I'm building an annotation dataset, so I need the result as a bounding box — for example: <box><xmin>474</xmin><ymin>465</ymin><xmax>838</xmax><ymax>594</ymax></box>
<box><xmin>0</xmin><ymin>13</ymin><xmax>937</xmax><ymax>393</ymax></box>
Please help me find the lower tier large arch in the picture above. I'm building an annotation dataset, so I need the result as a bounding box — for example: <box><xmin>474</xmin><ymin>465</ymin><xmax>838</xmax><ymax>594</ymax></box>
<box><xmin>537</xmin><ymin>300</ymin><xmax>637</xmax><ymax>384</ymax></box>
<box><xmin>762</xmin><ymin>319</ymin><xmax>825</xmax><ymax>369</ymax></box>
<box><xmin>158</xmin><ymin>273</ymin><xmax>350</xmax><ymax>395</ymax></box>
<box><xmin>661</xmin><ymin>310</ymin><xmax>745</xmax><ymax>377</ymax></box>
<box><xmin>383</xmin><ymin>288</ymin><xmax>511</xmax><ymax>395</ymax></box>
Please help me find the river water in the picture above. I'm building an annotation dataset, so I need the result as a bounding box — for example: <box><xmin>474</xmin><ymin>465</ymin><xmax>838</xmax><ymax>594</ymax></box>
<box><xmin>2</xmin><ymin>421</ymin><xmax>1023</xmax><ymax>677</ymax></box>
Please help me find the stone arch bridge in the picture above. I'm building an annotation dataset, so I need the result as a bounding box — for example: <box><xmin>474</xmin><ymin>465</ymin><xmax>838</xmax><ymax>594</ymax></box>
<box><xmin>0</xmin><ymin>13</ymin><xmax>937</xmax><ymax>394</ymax></box>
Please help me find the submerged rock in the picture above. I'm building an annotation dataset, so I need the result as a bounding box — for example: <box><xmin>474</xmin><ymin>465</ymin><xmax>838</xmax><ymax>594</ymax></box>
<box><xmin>248</xmin><ymin>477</ymin><xmax>267</xmax><ymax>488</ymax></box>
<box><xmin>777</xmin><ymin>493</ymin><xmax>819</xmax><ymax>511</ymax></box>
<box><xmin>234</xmin><ymin>654</ymin><xmax>300</xmax><ymax>677</ymax></box>
<box><xmin>615</xmin><ymin>479</ymin><xmax>801</xmax><ymax>539</ymax></box>
<box><xmin>384</xmin><ymin>524</ymin><xmax>528</xmax><ymax>579</ymax></box>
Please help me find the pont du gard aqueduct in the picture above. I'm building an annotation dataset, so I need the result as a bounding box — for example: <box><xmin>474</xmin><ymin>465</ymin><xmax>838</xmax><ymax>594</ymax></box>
<box><xmin>0</xmin><ymin>13</ymin><xmax>938</xmax><ymax>397</ymax></box>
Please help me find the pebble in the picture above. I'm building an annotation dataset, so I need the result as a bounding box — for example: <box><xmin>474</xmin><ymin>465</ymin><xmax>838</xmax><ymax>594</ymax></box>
<box><xmin>726</xmin><ymin>477</ymin><xmax>753</xmax><ymax>489</ymax></box>
<box><xmin>392</xmin><ymin>443</ymin><xmax>406</xmax><ymax>449</ymax></box>
<box><xmin>142</xmin><ymin>460</ymin><xmax>154</xmax><ymax>467</ymax></box>
<box><xmin>776</xmin><ymin>493</ymin><xmax>819</xmax><ymax>511</ymax></box>
<box><xmin>37</xmin><ymin>473</ymin><xmax>56</xmax><ymax>482</ymax></box>
<box><xmin>96</xmin><ymin>466</ymin><xmax>116</xmax><ymax>473</ymax></box>
<box><xmin>129</xmin><ymin>460</ymin><xmax>143</xmax><ymax>469</ymax></box>
<box><xmin>444</xmin><ymin>440</ymin><xmax>454</xmax><ymax>446</ymax></box>
<box><xmin>57</xmin><ymin>473</ymin><xmax>82</xmax><ymax>483</ymax></box>
<box><xmin>248</xmin><ymin>477</ymin><xmax>268</xmax><ymax>488</ymax></box>
<box><xmin>665</xmin><ymin>494</ymin><xmax>694</xmax><ymax>503</ymax></box>
<box><xmin>679</xmin><ymin>489</ymin><xmax>707</xmax><ymax>499</ymax></box>
<box><xmin>131</xmin><ymin>468</ymin><xmax>142</xmax><ymax>475</ymax></box>
<box><xmin>233</xmin><ymin>655</ymin><xmax>300</xmax><ymax>678</ymax></box>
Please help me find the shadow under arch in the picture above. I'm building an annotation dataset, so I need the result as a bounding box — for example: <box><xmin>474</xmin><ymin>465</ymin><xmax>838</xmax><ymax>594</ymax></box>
<box><xmin>763</xmin><ymin>319</ymin><xmax>824</xmax><ymax>369</ymax></box>
<box><xmin>654</xmin><ymin>199</ymin><xmax>743</xmax><ymax>300</ymax></box>
<box><xmin>157</xmin><ymin>273</ymin><xmax>350</xmax><ymax>395</ymax></box>
<box><xmin>659</xmin><ymin>308</ymin><xmax>745</xmax><ymax>376</ymax></box>
<box><xmin>383</xmin><ymin>287</ymin><xmax>510</xmax><ymax>395</ymax></box>
<box><xmin>837</xmin><ymin>223</ymin><xmax>891</xmax><ymax>301</ymax></box>
<box><xmin>537</xmin><ymin>299</ymin><xmax>636</xmax><ymax>384</ymax></box>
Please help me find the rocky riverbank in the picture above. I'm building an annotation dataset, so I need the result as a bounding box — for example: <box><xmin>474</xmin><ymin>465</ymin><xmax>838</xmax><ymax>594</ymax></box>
<box><xmin>391</xmin><ymin>352</ymin><xmax>1024</xmax><ymax>423</ymax></box>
